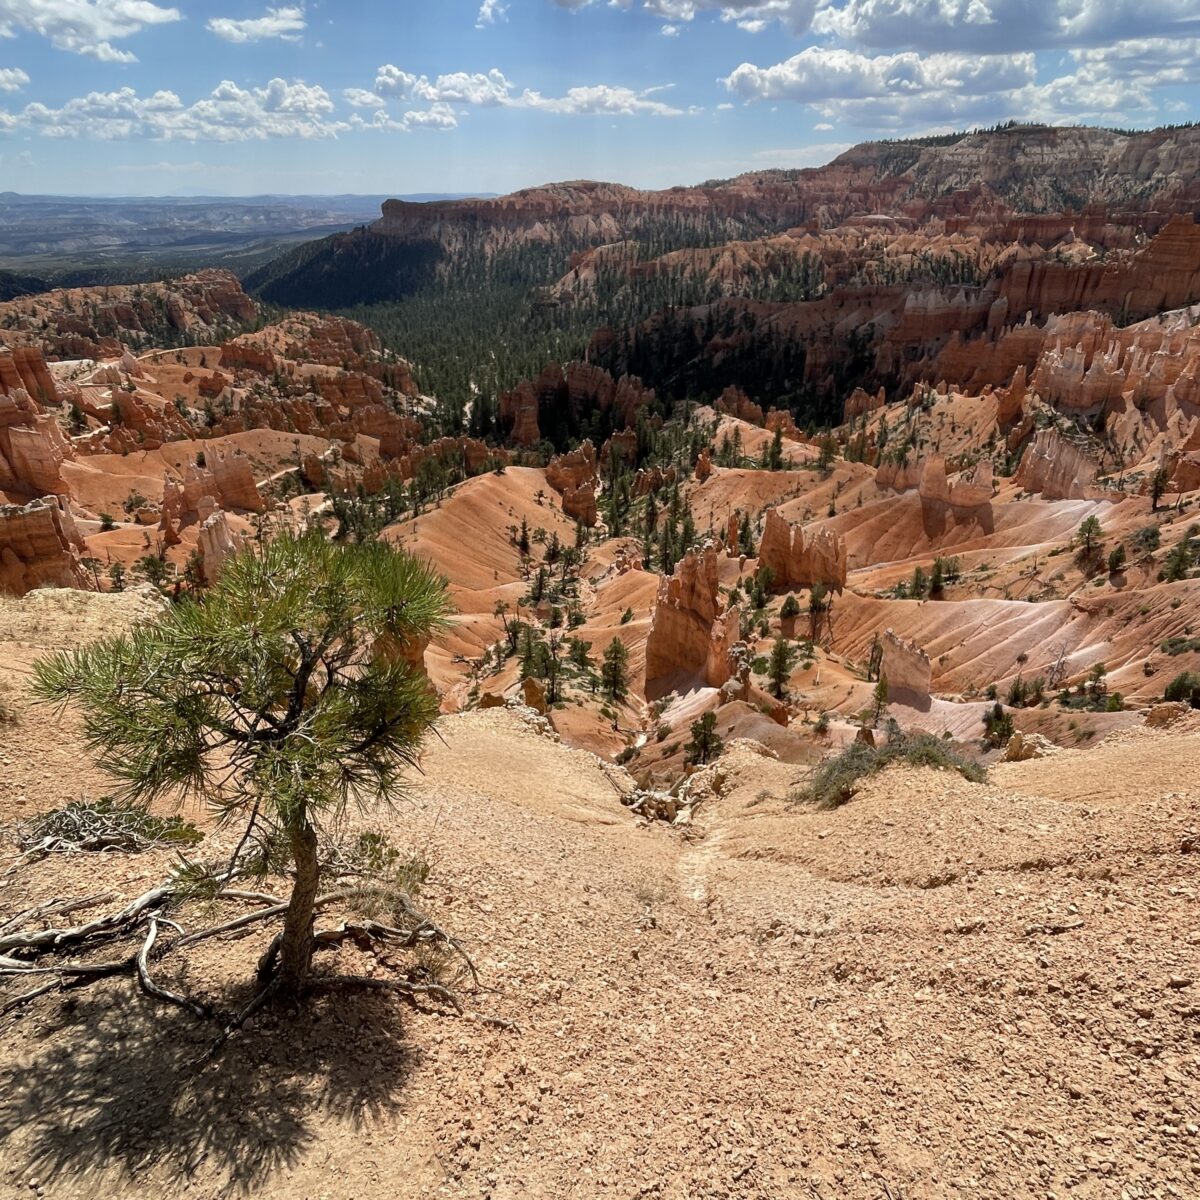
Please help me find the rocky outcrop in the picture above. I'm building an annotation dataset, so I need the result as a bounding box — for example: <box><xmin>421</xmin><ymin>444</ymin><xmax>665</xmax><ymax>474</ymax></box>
<box><xmin>881</xmin><ymin>629</ymin><xmax>932</xmax><ymax>703</ymax></box>
<box><xmin>159</xmin><ymin>447</ymin><xmax>264</xmax><ymax>542</ymax></box>
<box><xmin>843</xmin><ymin>386</ymin><xmax>885</xmax><ymax>423</ymax></box>
<box><xmin>196</xmin><ymin>508</ymin><xmax>246</xmax><ymax>584</ymax></box>
<box><xmin>0</xmin><ymin>391</ymin><xmax>73</xmax><ymax>496</ymax></box>
<box><xmin>1003</xmin><ymin>731</ymin><xmax>1059</xmax><ymax>761</ymax></box>
<box><xmin>876</xmin><ymin>454</ymin><xmax>993</xmax><ymax>511</ymax></box>
<box><xmin>499</xmin><ymin>361</ymin><xmax>657</xmax><ymax>448</ymax></box>
<box><xmin>757</xmin><ymin>509</ymin><xmax>847</xmax><ymax>593</ymax></box>
<box><xmin>715</xmin><ymin>386</ymin><xmax>764</xmax><ymax>426</ymax></box>
<box><xmin>694</xmin><ymin>448</ymin><xmax>712</xmax><ymax>482</ymax></box>
<box><xmin>0</xmin><ymin>496</ymin><xmax>90</xmax><ymax>595</ymax></box>
<box><xmin>0</xmin><ymin>347</ymin><xmax>58</xmax><ymax>404</ymax></box>
<box><xmin>1014</xmin><ymin>429</ymin><xmax>1104</xmax><ymax>501</ymax></box>
<box><xmin>645</xmin><ymin>544</ymin><xmax>740</xmax><ymax>691</ymax></box>
<box><xmin>546</xmin><ymin>441</ymin><xmax>599</xmax><ymax>495</ymax></box>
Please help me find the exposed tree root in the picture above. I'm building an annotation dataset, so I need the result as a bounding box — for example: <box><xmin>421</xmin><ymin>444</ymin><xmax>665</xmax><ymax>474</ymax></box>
<box><xmin>0</xmin><ymin>877</ymin><xmax>482</xmax><ymax>1032</ymax></box>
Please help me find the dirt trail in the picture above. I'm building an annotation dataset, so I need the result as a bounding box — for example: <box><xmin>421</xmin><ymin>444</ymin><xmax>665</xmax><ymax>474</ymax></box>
<box><xmin>1</xmin><ymin>594</ymin><xmax>1198</xmax><ymax>1199</ymax></box>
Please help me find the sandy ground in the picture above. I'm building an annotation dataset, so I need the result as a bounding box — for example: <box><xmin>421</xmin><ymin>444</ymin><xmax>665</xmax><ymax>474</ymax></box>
<box><xmin>1</xmin><ymin>591</ymin><xmax>1198</xmax><ymax>1200</ymax></box>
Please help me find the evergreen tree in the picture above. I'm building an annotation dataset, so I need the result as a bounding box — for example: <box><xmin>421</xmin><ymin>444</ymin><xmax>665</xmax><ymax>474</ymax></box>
<box><xmin>601</xmin><ymin>638</ymin><xmax>630</xmax><ymax>701</ymax></box>
<box><xmin>32</xmin><ymin>531</ymin><xmax>448</xmax><ymax>999</ymax></box>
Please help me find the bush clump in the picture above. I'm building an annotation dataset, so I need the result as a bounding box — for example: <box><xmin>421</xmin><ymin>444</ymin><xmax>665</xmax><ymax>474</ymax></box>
<box><xmin>1164</xmin><ymin>671</ymin><xmax>1200</xmax><ymax>707</ymax></box>
<box><xmin>794</xmin><ymin>730</ymin><xmax>984</xmax><ymax>810</ymax></box>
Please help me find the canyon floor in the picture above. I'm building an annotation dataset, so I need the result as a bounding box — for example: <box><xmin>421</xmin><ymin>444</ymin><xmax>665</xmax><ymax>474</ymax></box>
<box><xmin>1</xmin><ymin>590</ymin><xmax>1197</xmax><ymax>1200</ymax></box>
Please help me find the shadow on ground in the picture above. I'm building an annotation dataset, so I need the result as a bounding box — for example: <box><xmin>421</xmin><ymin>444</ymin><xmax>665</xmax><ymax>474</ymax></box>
<box><xmin>0</xmin><ymin>982</ymin><xmax>422</xmax><ymax>1195</ymax></box>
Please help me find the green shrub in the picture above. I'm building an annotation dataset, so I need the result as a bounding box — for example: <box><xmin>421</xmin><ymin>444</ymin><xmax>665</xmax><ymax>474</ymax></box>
<box><xmin>795</xmin><ymin>731</ymin><xmax>983</xmax><ymax>810</ymax></box>
<box><xmin>1160</xmin><ymin>636</ymin><xmax>1200</xmax><ymax>656</ymax></box>
<box><xmin>1164</xmin><ymin>671</ymin><xmax>1200</xmax><ymax>706</ymax></box>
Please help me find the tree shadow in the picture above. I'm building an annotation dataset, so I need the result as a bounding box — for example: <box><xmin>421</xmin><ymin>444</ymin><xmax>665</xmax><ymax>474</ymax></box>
<box><xmin>0</xmin><ymin>982</ymin><xmax>422</xmax><ymax>1196</ymax></box>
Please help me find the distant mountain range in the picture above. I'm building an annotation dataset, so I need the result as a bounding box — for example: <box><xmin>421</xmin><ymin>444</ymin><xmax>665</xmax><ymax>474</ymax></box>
<box><xmin>0</xmin><ymin>192</ymin><xmax>497</xmax><ymax>287</ymax></box>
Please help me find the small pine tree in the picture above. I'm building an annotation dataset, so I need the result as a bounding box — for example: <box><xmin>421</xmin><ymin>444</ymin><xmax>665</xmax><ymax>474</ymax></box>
<box><xmin>601</xmin><ymin>638</ymin><xmax>629</xmax><ymax>701</ymax></box>
<box><xmin>685</xmin><ymin>711</ymin><xmax>723</xmax><ymax>765</ymax></box>
<box><xmin>33</xmin><ymin>531</ymin><xmax>449</xmax><ymax>998</ymax></box>
<box><xmin>1077</xmin><ymin>515</ymin><xmax>1102</xmax><ymax>553</ymax></box>
<box><xmin>1150</xmin><ymin>467</ymin><xmax>1170</xmax><ymax>512</ymax></box>
<box><xmin>871</xmin><ymin>674</ymin><xmax>889</xmax><ymax>726</ymax></box>
<box><xmin>768</xmin><ymin>636</ymin><xmax>795</xmax><ymax>699</ymax></box>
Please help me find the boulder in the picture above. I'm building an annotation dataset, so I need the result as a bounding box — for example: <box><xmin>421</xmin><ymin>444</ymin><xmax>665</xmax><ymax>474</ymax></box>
<box><xmin>1003</xmin><ymin>731</ymin><xmax>1060</xmax><ymax>761</ymax></box>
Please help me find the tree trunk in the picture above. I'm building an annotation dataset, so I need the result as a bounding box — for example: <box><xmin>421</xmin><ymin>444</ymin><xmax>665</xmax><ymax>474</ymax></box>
<box><xmin>276</xmin><ymin>820</ymin><xmax>319</xmax><ymax>997</ymax></box>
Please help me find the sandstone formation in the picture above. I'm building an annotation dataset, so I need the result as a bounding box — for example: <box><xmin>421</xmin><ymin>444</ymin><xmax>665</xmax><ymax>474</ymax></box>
<box><xmin>0</xmin><ymin>495</ymin><xmax>89</xmax><ymax>595</ymax></box>
<box><xmin>757</xmin><ymin>509</ymin><xmax>848</xmax><ymax>593</ymax></box>
<box><xmin>644</xmin><ymin>544</ymin><xmax>740</xmax><ymax>692</ymax></box>
<box><xmin>715</xmin><ymin>386</ymin><xmax>764</xmax><ymax>426</ymax></box>
<box><xmin>0</xmin><ymin>390</ymin><xmax>73</xmax><ymax>496</ymax></box>
<box><xmin>1015</xmin><ymin>429</ymin><xmax>1104</xmax><ymax>501</ymax></box>
<box><xmin>159</xmin><ymin>448</ymin><xmax>264</xmax><ymax>543</ymax></box>
<box><xmin>0</xmin><ymin>347</ymin><xmax>58</xmax><ymax>404</ymax></box>
<box><xmin>499</xmin><ymin>362</ymin><xmax>656</xmax><ymax>449</ymax></box>
<box><xmin>545</xmin><ymin>441</ymin><xmax>600</xmax><ymax>526</ymax></box>
<box><xmin>196</xmin><ymin>508</ymin><xmax>246</xmax><ymax>584</ymax></box>
<box><xmin>881</xmin><ymin>629</ymin><xmax>932</xmax><ymax>703</ymax></box>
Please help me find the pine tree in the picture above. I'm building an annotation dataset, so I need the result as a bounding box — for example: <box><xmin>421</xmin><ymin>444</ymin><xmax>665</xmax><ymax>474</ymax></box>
<box><xmin>601</xmin><ymin>638</ymin><xmax>630</xmax><ymax>701</ymax></box>
<box><xmin>768</xmin><ymin>636</ymin><xmax>795</xmax><ymax>699</ymax></box>
<box><xmin>32</xmin><ymin>531</ymin><xmax>449</xmax><ymax>999</ymax></box>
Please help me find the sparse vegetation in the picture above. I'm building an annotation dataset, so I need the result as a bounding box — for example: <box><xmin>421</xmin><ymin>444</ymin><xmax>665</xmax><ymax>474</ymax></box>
<box><xmin>795</xmin><ymin>730</ymin><xmax>984</xmax><ymax>810</ymax></box>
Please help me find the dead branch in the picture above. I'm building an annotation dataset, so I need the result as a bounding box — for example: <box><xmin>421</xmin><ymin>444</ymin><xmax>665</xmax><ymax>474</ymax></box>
<box><xmin>0</xmin><ymin>884</ymin><xmax>176</xmax><ymax>956</ymax></box>
<box><xmin>0</xmin><ymin>893</ymin><xmax>116</xmax><ymax>935</ymax></box>
<box><xmin>135</xmin><ymin>915</ymin><xmax>212</xmax><ymax>1020</ymax></box>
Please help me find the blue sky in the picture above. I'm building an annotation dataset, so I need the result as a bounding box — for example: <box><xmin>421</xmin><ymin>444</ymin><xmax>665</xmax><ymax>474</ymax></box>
<box><xmin>0</xmin><ymin>1</ymin><xmax>1197</xmax><ymax>196</ymax></box>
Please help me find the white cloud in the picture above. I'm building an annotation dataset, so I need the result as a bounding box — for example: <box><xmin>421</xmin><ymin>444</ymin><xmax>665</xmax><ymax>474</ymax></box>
<box><xmin>661</xmin><ymin>23</ymin><xmax>680</xmax><ymax>34</ymax></box>
<box><xmin>367</xmin><ymin>64</ymin><xmax>687</xmax><ymax>124</ymax></box>
<box><xmin>0</xmin><ymin>0</ymin><xmax>180</xmax><ymax>62</ymax></box>
<box><xmin>207</xmin><ymin>5</ymin><xmax>306</xmax><ymax>44</ymax></box>
<box><xmin>520</xmin><ymin>84</ymin><xmax>686</xmax><ymax>115</ymax></box>
<box><xmin>813</xmin><ymin>0</ymin><xmax>1200</xmax><ymax>54</ymax></box>
<box><xmin>0</xmin><ymin>66</ymin><xmax>29</xmax><ymax>92</ymax></box>
<box><xmin>476</xmin><ymin>0</ymin><xmax>507</xmax><ymax>26</ymax></box>
<box><xmin>722</xmin><ymin>39</ymin><xmax>1176</xmax><ymax>128</ymax></box>
<box><xmin>351</xmin><ymin>102</ymin><xmax>459</xmax><ymax>133</ymax></box>
<box><xmin>724</xmin><ymin>47</ymin><xmax>1034</xmax><ymax>104</ymax></box>
<box><xmin>374</xmin><ymin>67</ymin><xmax>513</xmax><ymax>106</ymax></box>
<box><xmin>8</xmin><ymin>77</ymin><xmax>347</xmax><ymax>141</ymax></box>
<box><xmin>343</xmin><ymin>86</ymin><xmax>385</xmax><ymax>109</ymax></box>
<box><xmin>549</xmin><ymin>0</ymin><xmax>819</xmax><ymax>34</ymax></box>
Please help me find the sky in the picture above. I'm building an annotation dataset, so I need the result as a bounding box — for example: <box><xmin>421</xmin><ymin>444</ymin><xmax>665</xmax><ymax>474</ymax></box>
<box><xmin>0</xmin><ymin>0</ymin><xmax>1197</xmax><ymax>197</ymax></box>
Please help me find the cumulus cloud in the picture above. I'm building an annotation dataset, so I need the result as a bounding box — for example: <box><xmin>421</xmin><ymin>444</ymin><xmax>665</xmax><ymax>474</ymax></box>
<box><xmin>476</xmin><ymin>0</ymin><xmax>507</xmax><ymax>26</ymax></box>
<box><xmin>207</xmin><ymin>6</ymin><xmax>306</xmax><ymax>43</ymax></box>
<box><xmin>342</xmin><ymin>86</ymin><xmax>385</xmax><ymax>109</ymax></box>
<box><xmin>351</xmin><ymin>102</ymin><xmax>459</xmax><ymax>133</ymax></box>
<box><xmin>722</xmin><ymin>40</ymin><xmax>1172</xmax><ymax>128</ymax></box>
<box><xmin>550</xmin><ymin>0</ymin><xmax>819</xmax><ymax>33</ymax></box>
<box><xmin>0</xmin><ymin>0</ymin><xmax>180</xmax><ymax>62</ymax></box>
<box><xmin>813</xmin><ymin>0</ymin><xmax>1200</xmax><ymax>54</ymax></box>
<box><xmin>520</xmin><ymin>84</ymin><xmax>686</xmax><ymax>115</ymax></box>
<box><xmin>5</xmin><ymin>77</ymin><xmax>346</xmax><ymax>141</ymax></box>
<box><xmin>0</xmin><ymin>67</ymin><xmax>29</xmax><ymax>92</ymax></box>
<box><xmin>724</xmin><ymin>47</ymin><xmax>1034</xmax><ymax>105</ymax></box>
<box><xmin>365</xmin><ymin>64</ymin><xmax>687</xmax><ymax>125</ymax></box>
